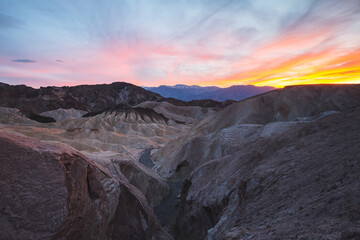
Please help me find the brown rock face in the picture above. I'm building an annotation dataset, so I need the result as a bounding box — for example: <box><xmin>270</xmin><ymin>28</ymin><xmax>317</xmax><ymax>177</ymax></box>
<box><xmin>0</xmin><ymin>132</ymin><xmax>172</xmax><ymax>240</ymax></box>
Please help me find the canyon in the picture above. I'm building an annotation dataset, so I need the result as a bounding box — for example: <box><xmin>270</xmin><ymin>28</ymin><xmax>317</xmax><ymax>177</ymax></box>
<box><xmin>1</xmin><ymin>82</ymin><xmax>360</xmax><ymax>239</ymax></box>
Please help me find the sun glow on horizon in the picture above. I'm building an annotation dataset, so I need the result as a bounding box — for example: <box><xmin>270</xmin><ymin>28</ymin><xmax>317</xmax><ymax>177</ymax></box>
<box><xmin>206</xmin><ymin>48</ymin><xmax>360</xmax><ymax>88</ymax></box>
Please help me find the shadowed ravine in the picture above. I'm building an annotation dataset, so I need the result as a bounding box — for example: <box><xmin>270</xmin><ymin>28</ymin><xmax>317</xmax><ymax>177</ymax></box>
<box><xmin>139</xmin><ymin>149</ymin><xmax>155</xmax><ymax>169</ymax></box>
<box><xmin>154</xmin><ymin>181</ymin><xmax>182</xmax><ymax>226</ymax></box>
<box><xmin>139</xmin><ymin>149</ymin><xmax>182</xmax><ymax>227</ymax></box>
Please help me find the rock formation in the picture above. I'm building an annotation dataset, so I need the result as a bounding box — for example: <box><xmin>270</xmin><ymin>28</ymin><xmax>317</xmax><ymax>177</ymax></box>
<box><xmin>0</xmin><ymin>82</ymin><xmax>162</xmax><ymax>113</ymax></box>
<box><xmin>151</xmin><ymin>84</ymin><xmax>360</xmax><ymax>239</ymax></box>
<box><xmin>152</xmin><ymin>84</ymin><xmax>360</xmax><ymax>180</ymax></box>
<box><xmin>0</xmin><ymin>132</ymin><xmax>172</xmax><ymax>240</ymax></box>
<box><xmin>1</xmin><ymin>83</ymin><xmax>360</xmax><ymax>239</ymax></box>
<box><xmin>40</xmin><ymin>108</ymin><xmax>88</xmax><ymax>121</ymax></box>
<box><xmin>134</xmin><ymin>101</ymin><xmax>216</xmax><ymax>124</ymax></box>
<box><xmin>0</xmin><ymin>81</ymin><xmax>230</xmax><ymax>114</ymax></box>
<box><xmin>169</xmin><ymin>108</ymin><xmax>360</xmax><ymax>239</ymax></box>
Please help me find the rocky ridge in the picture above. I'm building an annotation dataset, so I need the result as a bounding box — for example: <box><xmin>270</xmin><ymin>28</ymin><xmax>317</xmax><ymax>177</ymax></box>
<box><xmin>152</xmin><ymin>84</ymin><xmax>360</xmax><ymax>180</ymax></box>
<box><xmin>39</xmin><ymin>108</ymin><xmax>88</xmax><ymax>121</ymax></box>
<box><xmin>0</xmin><ymin>82</ymin><xmax>162</xmax><ymax>113</ymax></box>
<box><xmin>151</xmin><ymin>84</ymin><xmax>360</xmax><ymax>239</ymax></box>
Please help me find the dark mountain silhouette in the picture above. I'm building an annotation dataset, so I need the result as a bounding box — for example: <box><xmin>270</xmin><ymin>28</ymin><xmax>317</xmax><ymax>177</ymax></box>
<box><xmin>0</xmin><ymin>82</ymin><xmax>232</xmax><ymax>114</ymax></box>
<box><xmin>0</xmin><ymin>82</ymin><xmax>162</xmax><ymax>113</ymax></box>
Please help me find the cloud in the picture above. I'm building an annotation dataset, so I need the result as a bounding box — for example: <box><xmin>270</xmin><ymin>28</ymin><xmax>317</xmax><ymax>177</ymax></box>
<box><xmin>0</xmin><ymin>0</ymin><xmax>359</xmax><ymax>87</ymax></box>
<box><xmin>0</xmin><ymin>13</ymin><xmax>23</xmax><ymax>29</ymax></box>
<box><xmin>12</xmin><ymin>59</ymin><xmax>37</xmax><ymax>63</ymax></box>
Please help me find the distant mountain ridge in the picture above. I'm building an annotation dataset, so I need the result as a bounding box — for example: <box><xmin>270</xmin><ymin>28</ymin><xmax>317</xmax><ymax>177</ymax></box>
<box><xmin>0</xmin><ymin>82</ymin><xmax>162</xmax><ymax>113</ymax></box>
<box><xmin>0</xmin><ymin>82</ymin><xmax>229</xmax><ymax>114</ymax></box>
<box><xmin>144</xmin><ymin>84</ymin><xmax>276</xmax><ymax>101</ymax></box>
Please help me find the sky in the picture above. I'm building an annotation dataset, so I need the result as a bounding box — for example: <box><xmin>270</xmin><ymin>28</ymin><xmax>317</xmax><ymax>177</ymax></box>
<box><xmin>0</xmin><ymin>0</ymin><xmax>359</xmax><ymax>88</ymax></box>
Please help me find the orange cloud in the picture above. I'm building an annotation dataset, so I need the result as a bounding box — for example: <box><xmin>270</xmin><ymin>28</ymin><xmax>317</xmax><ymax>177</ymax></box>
<box><xmin>205</xmin><ymin>47</ymin><xmax>360</xmax><ymax>88</ymax></box>
<box><xmin>201</xmin><ymin>23</ymin><xmax>360</xmax><ymax>88</ymax></box>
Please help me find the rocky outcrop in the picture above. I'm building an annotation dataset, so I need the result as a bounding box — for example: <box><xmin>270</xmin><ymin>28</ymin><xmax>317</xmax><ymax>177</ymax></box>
<box><xmin>0</xmin><ymin>107</ymin><xmax>39</xmax><ymax>125</ymax></box>
<box><xmin>83</xmin><ymin>107</ymin><xmax>171</xmax><ymax>124</ymax></box>
<box><xmin>0</xmin><ymin>132</ymin><xmax>172</xmax><ymax>240</ymax></box>
<box><xmin>40</xmin><ymin>108</ymin><xmax>88</xmax><ymax>121</ymax></box>
<box><xmin>134</xmin><ymin>101</ymin><xmax>216</xmax><ymax>124</ymax></box>
<box><xmin>18</xmin><ymin>111</ymin><xmax>57</xmax><ymax>123</ymax></box>
<box><xmin>84</xmin><ymin>151</ymin><xmax>170</xmax><ymax>207</ymax></box>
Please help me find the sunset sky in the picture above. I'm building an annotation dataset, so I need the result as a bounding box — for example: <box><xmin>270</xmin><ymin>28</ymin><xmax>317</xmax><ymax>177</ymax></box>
<box><xmin>0</xmin><ymin>0</ymin><xmax>359</xmax><ymax>88</ymax></box>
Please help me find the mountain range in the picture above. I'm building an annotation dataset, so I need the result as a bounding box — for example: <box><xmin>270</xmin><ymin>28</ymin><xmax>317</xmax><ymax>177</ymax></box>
<box><xmin>144</xmin><ymin>84</ymin><xmax>276</xmax><ymax>101</ymax></box>
<box><xmin>0</xmin><ymin>82</ymin><xmax>360</xmax><ymax>239</ymax></box>
<box><xmin>0</xmin><ymin>82</ymin><xmax>231</xmax><ymax>123</ymax></box>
